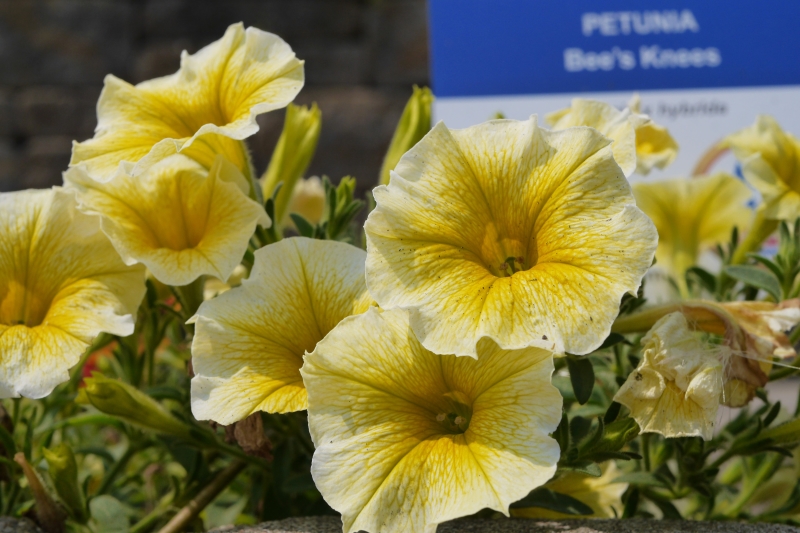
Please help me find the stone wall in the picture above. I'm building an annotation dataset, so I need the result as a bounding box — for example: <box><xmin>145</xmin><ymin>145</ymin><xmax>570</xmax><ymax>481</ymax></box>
<box><xmin>0</xmin><ymin>0</ymin><xmax>429</xmax><ymax>193</ymax></box>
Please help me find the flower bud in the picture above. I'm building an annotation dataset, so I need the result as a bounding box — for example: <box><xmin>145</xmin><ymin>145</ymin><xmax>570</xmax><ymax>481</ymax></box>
<box><xmin>379</xmin><ymin>85</ymin><xmax>433</xmax><ymax>185</ymax></box>
<box><xmin>82</xmin><ymin>373</ymin><xmax>192</xmax><ymax>439</ymax></box>
<box><xmin>261</xmin><ymin>102</ymin><xmax>322</xmax><ymax>224</ymax></box>
<box><xmin>42</xmin><ymin>444</ymin><xmax>88</xmax><ymax>524</ymax></box>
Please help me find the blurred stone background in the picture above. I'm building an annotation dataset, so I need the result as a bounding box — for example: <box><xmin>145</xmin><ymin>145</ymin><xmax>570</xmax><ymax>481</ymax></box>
<box><xmin>0</xmin><ymin>0</ymin><xmax>429</xmax><ymax>193</ymax></box>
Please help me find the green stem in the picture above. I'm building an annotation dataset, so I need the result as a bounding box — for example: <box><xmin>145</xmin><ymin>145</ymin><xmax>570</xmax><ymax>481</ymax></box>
<box><xmin>156</xmin><ymin>460</ymin><xmax>247</xmax><ymax>533</ymax></box>
<box><xmin>724</xmin><ymin>453</ymin><xmax>784</xmax><ymax>517</ymax></box>
<box><xmin>642</xmin><ymin>434</ymin><xmax>651</xmax><ymax>472</ymax></box>
<box><xmin>730</xmin><ymin>208</ymin><xmax>778</xmax><ymax>266</ymax></box>
<box><xmin>96</xmin><ymin>444</ymin><xmax>142</xmax><ymax>496</ymax></box>
<box><xmin>129</xmin><ymin>496</ymin><xmax>175</xmax><ymax>533</ymax></box>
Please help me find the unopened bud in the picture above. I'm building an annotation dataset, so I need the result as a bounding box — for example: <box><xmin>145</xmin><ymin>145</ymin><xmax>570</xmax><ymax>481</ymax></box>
<box><xmin>82</xmin><ymin>373</ymin><xmax>191</xmax><ymax>439</ymax></box>
<box><xmin>43</xmin><ymin>444</ymin><xmax>88</xmax><ymax>524</ymax></box>
<box><xmin>379</xmin><ymin>86</ymin><xmax>434</xmax><ymax>186</ymax></box>
<box><xmin>261</xmin><ymin>102</ymin><xmax>323</xmax><ymax>223</ymax></box>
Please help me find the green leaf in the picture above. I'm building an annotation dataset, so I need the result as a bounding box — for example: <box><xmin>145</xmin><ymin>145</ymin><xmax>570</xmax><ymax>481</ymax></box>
<box><xmin>764</xmin><ymin>401</ymin><xmax>782</xmax><ymax>427</ymax></box>
<box><xmin>724</xmin><ymin>265</ymin><xmax>782</xmax><ymax>301</ymax></box>
<box><xmin>566</xmin><ymin>355</ymin><xmax>595</xmax><ymax>405</ymax></box>
<box><xmin>750</xmin><ymin>254</ymin><xmax>785</xmax><ymax>282</ymax></box>
<box><xmin>88</xmin><ymin>495</ymin><xmax>129</xmax><ymax>533</ymax></box>
<box><xmin>686</xmin><ymin>266</ymin><xmax>717</xmax><ymax>293</ymax></box>
<box><xmin>622</xmin><ymin>488</ymin><xmax>639</xmax><ymax>518</ymax></box>
<box><xmin>553</xmin><ymin>412</ymin><xmax>569</xmax><ymax>454</ymax></box>
<box><xmin>580</xmin><ymin>417</ymin><xmax>639</xmax><ymax>457</ymax></box>
<box><xmin>604</xmin><ymin>402</ymin><xmax>622</xmax><ymax>424</ymax></box>
<box><xmin>569</xmin><ymin>416</ymin><xmax>592</xmax><ymax>444</ymax></box>
<box><xmin>598</xmin><ymin>333</ymin><xmax>629</xmax><ymax>350</ymax></box>
<box><xmin>509</xmin><ymin>487</ymin><xmax>593</xmax><ymax>515</ymax></box>
<box><xmin>559</xmin><ymin>460</ymin><xmax>602</xmax><ymax>477</ymax></box>
<box><xmin>290</xmin><ymin>213</ymin><xmax>316</xmax><ymax>238</ymax></box>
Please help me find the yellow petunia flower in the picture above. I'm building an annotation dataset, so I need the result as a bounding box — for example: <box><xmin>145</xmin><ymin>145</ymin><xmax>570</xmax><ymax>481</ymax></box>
<box><xmin>633</xmin><ymin>173</ymin><xmax>752</xmax><ymax>295</ymax></box>
<box><xmin>547</xmin><ymin>97</ymin><xmax>678</xmax><ymax>177</ymax></box>
<box><xmin>0</xmin><ymin>188</ymin><xmax>145</xmax><ymax>398</ymax></box>
<box><xmin>301</xmin><ymin>307</ymin><xmax>561</xmax><ymax>533</ymax></box>
<box><xmin>723</xmin><ymin>116</ymin><xmax>800</xmax><ymax>220</ymax></box>
<box><xmin>512</xmin><ymin>462</ymin><xmax>627</xmax><ymax>519</ymax></box>
<box><xmin>65</xmin><ymin>154</ymin><xmax>269</xmax><ymax>287</ymax></box>
<box><xmin>365</xmin><ymin>116</ymin><xmax>658</xmax><ymax>357</ymax></box>
<box><xmin>70</xmin><ymin>23</ymin><xmax>304</xmax><ymax>183</ymax></box>
<box><xmin>190</xmin><ymin>238</ymin><xmax>372</xmax><ymax>424</ymax></box>
<box><xmin>614</xmin><ymin>312</ymin><xmax>724</xmax><ymax>440</ymax></box>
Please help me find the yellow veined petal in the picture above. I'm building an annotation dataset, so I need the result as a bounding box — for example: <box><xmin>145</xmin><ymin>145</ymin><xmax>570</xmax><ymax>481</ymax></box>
<box><xmin>70</xmin><ymin>23</ymin><xmax>304</xmax><ymax>181</ymax></box>
<box><xmin>190</xmin><ymin>238</ymin><xmax>372</xmax><ymax>424</ymax></box>
<box><xmin>512</xmin><ymin>462</ymin><xmax>627</xmax><ymax>519</ymax></box>
<box><xmin>547</xmin><ymin>98</ymin><xmax>677</xmax><ymax>177</ymax></box>
<box><xmin>0</xmin><ymin>189</ymin><xmax>145</xmax><ymax>398</ymax></box>
<box><xmin>365</xmin><ymin>116</ymin><xmax>657</xmax><ymax>357</ymax></box>
<box><xmin>633</xmin><ymin>173</ymin><xmax>753</xmax><ymax>281</ymax></box>
<box><xmin>301</xmin><ymin>307</ymin><xmax>561</xmax><ymax>533</ymax></box>
<box><xmin>65</xmin><ymin>154</ymin><xmax>269</xmax><ymax>286</ymax></box>
<box><xmin>614</xmin><ymin>312</ymin><xmax>724</xmax><ymax>440</ymax></box>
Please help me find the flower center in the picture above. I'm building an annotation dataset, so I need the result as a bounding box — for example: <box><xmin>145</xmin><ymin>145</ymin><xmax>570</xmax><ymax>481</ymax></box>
<box><xmin>479</xmin><ymin>229</ymin><xmax>537</xmax><ymax>278</ymax></box>
<box><xmin>436</xmin><ymin>391</ymin><xmax>473</xmax><ymax>434</ymax></box>
<box><xmin>0</xmin><ymin>280</ymin><xmax>50</xmax><ymax>328</ymax></box>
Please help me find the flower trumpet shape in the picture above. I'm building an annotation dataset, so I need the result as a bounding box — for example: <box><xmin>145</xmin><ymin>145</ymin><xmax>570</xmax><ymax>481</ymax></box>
<box><xmin>65</xmin><ymin>154</ymin><xmax>269</xmax><ymax>286</ymax></box>
<box><xmin>365</xmin><ymin>116</ymin><xmax>657</xmax><ymax>357</ymax></box>
<box><xmin>301</xmin><ymin>307</ymin><xmax>562</xmax><ymax>533</ymax></box>
<box><xmin>190</xmin><ymin>238</ymin><xmax>372</xmax><ymax>424</ymax></box>
<box><xmin>633</xmin><ymin>173</ymin><xmax>752</xmax><ymax>288</ymax></box>
<box><xmin>723</xmin><ymin>116</ymin><xmax>800</xmax><ymax>220</ymax></box>
<box><xmin>0</xmin><ymin>189</ymin><xmax>145</xmax><ymax>398</ymax></box>
<box><xmin>70</xmin><ymin>23</ymin><xmax>304</xmax><ymax>182</ymax></box>
<box><xmin>614</xmin><ymin>312</ymin><xmax>725</xmax><ymax>440</ymax></box>
<box><xmin>547</xmin><ymin>97</ymin><xmax>678</xmax><ymax>177</ymax></box>
<box><xmin>512</xmin><ymin>462</ymin><xmax>627</xmax><ymax>519</ymax></box>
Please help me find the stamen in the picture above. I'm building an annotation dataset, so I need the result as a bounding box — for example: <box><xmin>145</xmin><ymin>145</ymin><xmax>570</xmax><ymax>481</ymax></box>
<box><xmin>436</xmin><ymin>413</ymin><xmax>446</xmax><ymax>422</ymax></box>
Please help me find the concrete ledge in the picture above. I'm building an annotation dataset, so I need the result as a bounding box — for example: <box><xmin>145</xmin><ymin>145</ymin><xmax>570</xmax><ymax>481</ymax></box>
<box><xmin>212</xmin><ymin>516</ymin><xmax>800</xmax><ymax>533</ymax></box>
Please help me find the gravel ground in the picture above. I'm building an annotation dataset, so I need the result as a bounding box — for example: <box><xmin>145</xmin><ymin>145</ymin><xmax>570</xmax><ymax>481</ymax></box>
<box><xmin>211</xmin><ymin>516</ymin><xmax>800</xmax><ymax>533</ymax></box>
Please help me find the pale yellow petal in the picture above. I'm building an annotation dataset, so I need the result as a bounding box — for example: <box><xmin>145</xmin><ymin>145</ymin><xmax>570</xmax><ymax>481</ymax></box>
<box><xmin>513</xmin><ymin>462</ymin><xmax>627</xmax><ymax>519</ymax></box>
<box><xmin>614</xmin><ymin>312</ymin><xmax>723</xmax><ymax>440</ymax></box>
<box><xmin>0</xmin><ymin>189</ymin><xmax>145</xmax><ymax>398</ymax></box>
<box><xmin>365</xmin><ymin>117</ymin><xmax>657</xmax><ymax>357</ymax></box>
<box><xmin>302</xmin><ymin>307</ymin><xmax>561</xmax><ymax>533</ymax></box>
<box><xmin>546</xmin><ymin>98</ymin><xmax>637</xmax><ymax>177</ymax></box>
<box><xmin>634</xmin><ymin>121</ymin><xmax>678</xmax><ymax>175</ymax></box>
<box><xmin>633</xmin><ymin>173</ymin><xmax>752</xmax><ymax>278</ymax></box>
<box><xmin>71</xmin><ymin>23</ymin><xmax>304</xmax><ymax>181</ymax></box>
<box><xmin>190</xmin><ymin>238</ymin><xmax>371</xmax><ymax>423</ymax></box>
<box><xmin>65</xmin><ymin>154</ymin><xmax>269</xmax><ymax>286</ymax></box>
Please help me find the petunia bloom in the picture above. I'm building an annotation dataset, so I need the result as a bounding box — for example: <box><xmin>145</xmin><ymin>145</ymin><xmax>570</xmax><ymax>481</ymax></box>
<box><xmin>723</xmin><ymin>116</ymin><xmax>800</xmax><ymax>220</ymax></box>
<box><xmin>365</xmin><ymin>116</ymin><xmax>658</xmax><ymax>357</ymax></box>
<box><xmin>512</xmin><ymin>462</ymin><xmax>627</xmax><ymax>519</ymax></box>
<box><xmin>301</xmin><ymin>307</ymin><xmax>561</xmax><ymax>533</ymax></box>
<box><xmin>0</xmin><ymin>189</ymin><xmax>145</xmax><ymax>398</ymax></box>
<box><xmin>633</xmin><ymin>173</ymin><xmax>752</xmax><ymax>296</ymax></box>
<box><xmin>65</xmin><ymin>154</ymin><xmax>268</xmax><ymax>287</ymax></box>
<box><xmin>70</xmin><ymin>23</ymin><xmax>304</xmax><ymax>183</ymax></box>
<box><xmin>190</xmin><ymin>238</ymin><xmax>372</xmax><ymax>424</ymax></box>
<box><xmin>614</xmin><ymin>312</ymin><xmax>725</xmax><ymax>440</ymax></box>
<box><xmin>546</xmin><ymin>97</ymin><xmax>678</xmax><ymax>177</ymax></box>
<box><xmin>613</xmin><ymin>299</ymin><xmax>800</xmax><ymax>408</ymax></box>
